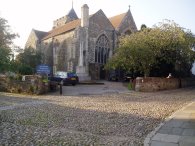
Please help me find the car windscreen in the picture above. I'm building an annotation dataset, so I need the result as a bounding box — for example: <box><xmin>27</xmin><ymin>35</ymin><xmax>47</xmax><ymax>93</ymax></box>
<box><xmin>68</xmin><ymin>73</ymin><xmax>77</xmax><ymax>77</ymax></box>
<box><xmin>55</xmin><ymin>72</ymin><xmax>67</xmax><ymax>78</ymax></box>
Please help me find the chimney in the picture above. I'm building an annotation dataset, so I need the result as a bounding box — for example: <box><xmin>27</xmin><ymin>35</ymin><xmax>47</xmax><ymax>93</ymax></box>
<box><xmin>81</xmin><ymin>4</ymin><xmax>89</xmax><ymax>27</ymax></box>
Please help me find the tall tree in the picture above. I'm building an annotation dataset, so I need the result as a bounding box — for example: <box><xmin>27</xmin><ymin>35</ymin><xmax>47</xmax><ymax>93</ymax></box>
<box><xmin>16</xmin><ymin>47</ymin><xmax>42</xmax><ymax>73</ymax></box>
<box><xmin>106</xmin><ymin>20</ymin><xmax>195</xmax><ymax>77</ymax></box>
<box><xmin>0</xmin><ymin>17</ymin><xmax>17</xmax><ymax>72</ymax></box>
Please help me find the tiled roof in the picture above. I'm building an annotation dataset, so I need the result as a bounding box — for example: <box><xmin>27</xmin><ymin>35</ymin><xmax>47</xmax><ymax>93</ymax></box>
<box><xmin>43</xmin><ymin>19</ymin><xmax>81</xmax><ymax>40</ymax></box>
<box><xmin>43</xmin><ymin>12</ymin><xmax>127</xmax><ymax>40</ymax></box>
<box><xmin>109</xmin><ymin>13</ymin><xmax>126</xmax><ymax>29</ymax></box>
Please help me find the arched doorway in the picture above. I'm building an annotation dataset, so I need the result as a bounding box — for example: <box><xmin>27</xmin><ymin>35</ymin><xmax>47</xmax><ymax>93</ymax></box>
<box><xmin>95</xmin><ymin>34</ymin><xmax>110</xmax><ymax>79</ymax></box>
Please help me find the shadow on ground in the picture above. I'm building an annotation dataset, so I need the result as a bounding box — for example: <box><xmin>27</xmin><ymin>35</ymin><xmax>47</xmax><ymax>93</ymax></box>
<box><xmin>0</xmin><ymin>97</ymin><xmax>160</xmax><ymax>145</ymax></box>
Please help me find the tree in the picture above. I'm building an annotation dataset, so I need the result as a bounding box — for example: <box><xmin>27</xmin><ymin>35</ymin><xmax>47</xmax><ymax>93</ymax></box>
<box><xmin>0</xmin><ymin>17</ymin><xmax>17</xmax><ymax>72</ymax></box>
<box><xmin>16</xmin><ymin>47</ymin><xmax>42</xmax><ymax>74</ymax></box>
<box><xmin>153</xmin><ymin>20</ymin><xmax>195</xmax><ymax>77</ymax></box>
<box><xmin>140</xmin><ymin>24</ymin><xmax>147</xmax><ymax>31</ymax></box>
<box><xmin>106</xmin><ymin>20</ymin><xmax>195</xmax><ymax>77</ymax></box>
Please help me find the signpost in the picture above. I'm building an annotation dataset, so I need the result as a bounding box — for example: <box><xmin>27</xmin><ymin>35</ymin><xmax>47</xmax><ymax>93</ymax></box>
<box><xmin>36</xmin><ymin>65</ymin><xmax>51</xmax><ymax>75</ymax></box>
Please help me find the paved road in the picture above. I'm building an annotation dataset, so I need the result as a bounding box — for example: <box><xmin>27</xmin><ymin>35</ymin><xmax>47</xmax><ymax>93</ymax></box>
<box><xmin>145</xmin><ymin>100</ymin><xmax>195</xmax><ymax>146</ymax></box>
<box><xmin>51</xmin><ymin>81</ymin><xmax>130</xmax><ymax>96</ymax></box>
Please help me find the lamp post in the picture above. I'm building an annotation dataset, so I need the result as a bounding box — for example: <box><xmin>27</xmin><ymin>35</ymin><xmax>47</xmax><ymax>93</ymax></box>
<box><xmin>178</xmin><ymin>61</ymin><xmax>182</xmax><ymax>88</ymax></box>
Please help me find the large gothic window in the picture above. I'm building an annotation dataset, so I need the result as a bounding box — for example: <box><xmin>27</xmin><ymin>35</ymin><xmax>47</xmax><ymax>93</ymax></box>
<box><xmin>95</xmin><ymin>35</ymin><xmax>110</xmax><ymax>64</ymax></box>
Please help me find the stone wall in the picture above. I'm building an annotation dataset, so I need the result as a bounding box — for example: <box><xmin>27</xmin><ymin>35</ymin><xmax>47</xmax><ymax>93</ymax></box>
<box><xmin>0</xmin><ymin>75</ymin><xmax>8</xmax><ymax>91</ymax></box>
<box><xmin>88</xmin><ymin>10</ymin><xmax>116</xmax><ymax>79</ymax></box>
<box><xmin>42</xmin><ymin>31</ymin><xmax>78</xmax><ymax>73</ymax></box>
<box><xmin>0</xmin><ymin>75</ymin><xmax>54</xmax><ymax>95</ymax></box>
<box><xmin>135</xmin><ymin>77</ymin><xmax>195</xmax><ymax>92</ymax></box>
<box><xmin>25</xmin><ymin>30</ymin><xmax>38</xmax><ymax>49</ymax></box>
<box><xmin>88</xmin><ymin>10</ymin><xmax>115</xmax><ymax>63</ymax></box>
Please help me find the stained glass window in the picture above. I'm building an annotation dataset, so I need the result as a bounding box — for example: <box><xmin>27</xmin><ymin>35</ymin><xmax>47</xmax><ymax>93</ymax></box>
<box><xmin>95</xmin><ymin>35</ymin><xmax>110</xmax><ymax>64</ymax></box>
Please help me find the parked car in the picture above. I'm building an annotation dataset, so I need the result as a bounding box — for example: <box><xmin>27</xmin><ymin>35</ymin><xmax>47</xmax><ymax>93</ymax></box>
<box><xmin>123</xmin><ymin>73</ymin><xmax>133</xmax><ymax>82</ymax></box>
<box><xmin>108</xmin><ymin>70</ymin><xmax>119</xmax><ymax>81</ymax></box>
<box><xmin>67</xmin><ymin>72</ymin><xmax>79</xmax><ymax>85</ymax></box>
<box><xmin>49</xmin><ymin>71</ymin><xmax>79</xmax><ymax>86</ymax></box>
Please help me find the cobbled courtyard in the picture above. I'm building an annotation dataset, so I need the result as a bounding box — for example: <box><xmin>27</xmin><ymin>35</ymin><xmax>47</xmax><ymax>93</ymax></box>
<box><xmin>1</xmin><ymin>87</ymin><xmax>195</xmax><ymax>145</ymax></box>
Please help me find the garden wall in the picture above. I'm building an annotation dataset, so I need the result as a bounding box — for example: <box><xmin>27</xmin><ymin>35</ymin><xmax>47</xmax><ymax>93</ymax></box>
<box><xmin>135</xmin><ymin>77</ymin><xmax>195</xmax><ymax>92</ymax></box>
<box><xmin>0</xmin><ymin>75</ymin><xmax>56</xmax><ymax>95</ymax></box>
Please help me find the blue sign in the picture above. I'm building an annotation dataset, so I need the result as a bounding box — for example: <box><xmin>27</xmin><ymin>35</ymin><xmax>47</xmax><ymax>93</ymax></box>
<box><xmin>36</xmin><ymin>64</ymin><xmax>51</xmax><ymax>74</ymax></box>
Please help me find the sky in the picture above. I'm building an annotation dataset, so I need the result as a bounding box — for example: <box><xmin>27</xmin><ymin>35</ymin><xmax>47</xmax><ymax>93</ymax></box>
<box><xmin>0</xmin><ymin>0</ymin><xmax>195</xmax><ymax>48</ymax></box>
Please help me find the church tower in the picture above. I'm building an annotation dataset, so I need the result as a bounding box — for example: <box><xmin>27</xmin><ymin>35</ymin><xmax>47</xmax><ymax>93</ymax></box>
<box><xmin>53</xmin><ymin>2</ymin><xmax>78</xmax><ymax>29</ymax></box>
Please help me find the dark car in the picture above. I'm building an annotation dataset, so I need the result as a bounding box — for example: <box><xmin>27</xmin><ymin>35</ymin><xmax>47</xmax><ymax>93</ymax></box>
<box><xmin>108</xmin><ymin>70</ymin><xmax>119</xmax><ymax>81</ymax></box>
<box><xmin>123</xmin><ymin>73</ymin><xmax>133</xmax><ymax>82</ymax></box>
<box><xmin>66</xmin><ymin>72</ymin><xmax>79</xmax><ymax>85</ymax></box>
<box><xmin>49</xmin><ymin>71</ymin><xmax>79</xmax><ymax>86</ymax></box>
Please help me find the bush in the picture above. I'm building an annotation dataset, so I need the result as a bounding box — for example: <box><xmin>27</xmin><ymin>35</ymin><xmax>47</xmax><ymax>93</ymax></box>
<box><xmin>29</xmin><ymin>85</ymin><xmax>34</xmax><ymax>94</ymax></box>
<box><xmin>128</xmin><ymin>82</ymin><xmax>132</xmax><ymax>90</ymax></box>
<box><xmin>18</xmin><ymin>64</ymin><xmax>33</xmax><ymax>75</ymax></box>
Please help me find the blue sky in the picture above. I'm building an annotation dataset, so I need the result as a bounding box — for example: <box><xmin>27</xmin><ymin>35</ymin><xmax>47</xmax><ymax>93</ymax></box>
<box><xmin>0</xmin><ymin>0</ymin><xmax>195</xmax><ymax>48</ymax></box>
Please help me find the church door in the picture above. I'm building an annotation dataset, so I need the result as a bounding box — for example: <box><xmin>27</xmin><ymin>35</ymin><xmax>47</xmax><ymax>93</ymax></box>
<box><xmin>100</xmin><ymin>65</ymin><xmax>106</xmax><ymax>79</ymax></box>
<box><xmin>95</xmin><ymin>34</ymin><xmax>110</xmax><ymax>79</ymax></box>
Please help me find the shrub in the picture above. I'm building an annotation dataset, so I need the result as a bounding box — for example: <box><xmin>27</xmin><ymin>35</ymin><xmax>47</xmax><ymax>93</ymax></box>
<box><xmin>18</xmin><ymin>64</ymin><xmax>33</xmax><ymax>75</ymax></box>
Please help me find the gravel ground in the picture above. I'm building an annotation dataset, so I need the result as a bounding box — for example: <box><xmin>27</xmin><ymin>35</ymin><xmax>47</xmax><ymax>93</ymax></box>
<box><xmin>0</xmin><ymin>87</ymin><xmax>195</xmax><ymax>145</ymax></box>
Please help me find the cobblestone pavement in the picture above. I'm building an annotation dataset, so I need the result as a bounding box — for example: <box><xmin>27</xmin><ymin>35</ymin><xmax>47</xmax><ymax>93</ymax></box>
<box><xmin>1</xmin><ymin>86</ymin><xmax>195</xmax><ymax>145</ymax></box>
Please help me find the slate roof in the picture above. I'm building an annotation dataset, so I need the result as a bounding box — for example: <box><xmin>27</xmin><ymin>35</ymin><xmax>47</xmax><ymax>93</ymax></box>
<box><xmin>109</xmin><ymin>13</ymin><xmax>126</xmax><ymax>29</ymax></box>
<box><xmin>33</xmin><ymin>29</ymin><xmax>48</xmax><ymax>40</ymax></box>
<box><xmin>43</xmin><ymin>19</ymin><xmax>81</xmax><ymax>40</ymax></box>
<box><xmin>67</xmin><ymin>8</ymin><xmax>78</xmax><ymax>19</ymax></box>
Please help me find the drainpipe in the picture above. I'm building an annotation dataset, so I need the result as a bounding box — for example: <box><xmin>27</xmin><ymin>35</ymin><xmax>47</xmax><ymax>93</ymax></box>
<box><xmin>112</xmin><ymin>29</ymin><xmax>115</xmax><ymax>51</ymax></box>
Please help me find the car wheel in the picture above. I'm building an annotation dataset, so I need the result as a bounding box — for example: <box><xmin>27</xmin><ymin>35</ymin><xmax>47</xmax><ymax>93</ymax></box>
<box><xmin>72</xmin><ymin>84</ymin><xmax>76</xmax><ymax>86</ymax></box>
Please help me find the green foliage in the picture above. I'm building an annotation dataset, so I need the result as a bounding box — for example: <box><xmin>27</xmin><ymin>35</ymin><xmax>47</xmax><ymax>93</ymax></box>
<box><xmin>16</xmin><ymin>47</ymin><xmax>42</xmax><ymax>70</ymax></box>
<box><xmin>140</xmin><ymin>24</ymin><xmax>147</xmax><ymax>31</ymax></box>
<box><xmin>106</xmin><ymin>20</ymin><xmax>195</xmax><ymax>77</ymax></box>
<box><xmin>0</xmin><ymin>17</ymin><xmax>17</xmax><ymax>73</ymax></box>
<box><xmin>128</xmin><ymin>82</ymin><xmax>132</xmax><ymax>90</ymax></box>
<box><xmin>18</xmin><ymin>64</ymin><xmax>33</xmax><ymax>75</ymax></box>
<box><xmin>0</xmin><ymin>17</ymin><xmax>17</xmax><ymax>48</ymax></box>
<box><xmin>0</xmin><ymin>47</ymin><xmax>11</xmax><ymax>72</ymax></box>
<box><xmin>14</xmin><ymin>47</ymin><xmax>42</xmax><ymax>75</ymax></box>
<box><xmin>29</xmin><ymin>85</ymin><xmax>35</xmax><ymax>94</ymax></box>
<box><xmin>15</xmin><ymin>74</ymin><xmax>22</xmax><ymax>81</ymax></box>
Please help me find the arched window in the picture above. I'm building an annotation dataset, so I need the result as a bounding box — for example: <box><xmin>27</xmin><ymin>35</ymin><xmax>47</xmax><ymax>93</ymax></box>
<box><xmin>95</xmin><ymin>34</ymin><xmax>110</xmax><ymax>64</ymax></box>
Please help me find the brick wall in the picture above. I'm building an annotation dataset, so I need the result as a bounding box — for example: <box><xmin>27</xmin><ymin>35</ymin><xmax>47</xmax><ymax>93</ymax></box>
<box><xmin>135</xmin><ymin>77</ymin><xmax>195</xmax><ymax>92</ymax></box>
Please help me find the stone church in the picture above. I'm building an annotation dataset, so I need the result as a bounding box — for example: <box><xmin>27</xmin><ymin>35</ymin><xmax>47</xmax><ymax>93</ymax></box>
<box><xmin>25</xmin><ymin>4</ymin><xmax>137</xmax><ymax>80</ymax></box>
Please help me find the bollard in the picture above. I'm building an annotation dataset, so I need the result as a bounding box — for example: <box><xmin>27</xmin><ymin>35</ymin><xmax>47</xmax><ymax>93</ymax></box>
<box><xmin>60</xmin><ymin>80</ymin><xmax>63</xmax><ymax>95</ymax></box>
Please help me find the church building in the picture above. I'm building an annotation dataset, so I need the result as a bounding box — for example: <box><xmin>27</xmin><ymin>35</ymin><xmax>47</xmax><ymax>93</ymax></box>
<box><xmin>25</xmin><ymin>4</ymin><xmax>137</xmax><ymax>80</ymax></box>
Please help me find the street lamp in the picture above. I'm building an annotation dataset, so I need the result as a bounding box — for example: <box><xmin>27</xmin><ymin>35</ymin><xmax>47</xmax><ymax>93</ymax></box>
<box><xmin>178</xmin><ymin>61</ymin><xmax>182</xmax><ymax>88</ymax></box>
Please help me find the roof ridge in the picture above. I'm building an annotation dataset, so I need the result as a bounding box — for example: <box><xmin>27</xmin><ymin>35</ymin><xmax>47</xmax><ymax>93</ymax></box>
<box><xmin>109</xmin><ymin>12</ymin><xmax>126</xmax><ymax>19</ymax></box>
<box><xmin>43</xmin><ymin>18</ymin><xmax>81</xmax><ymax>40</ymax></box>
<box><xmin>33</xmin><ymin>29</ymin><xmax>48</xmax><ymax>33</ymax></box>
<box><xmin>109</xmin><ymin>12</ymin><xmax>127</xmax><ymax>29</ymax></box>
